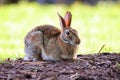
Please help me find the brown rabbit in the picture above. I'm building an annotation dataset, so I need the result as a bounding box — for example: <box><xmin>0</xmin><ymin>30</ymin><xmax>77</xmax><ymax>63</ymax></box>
<box><xmin>24</xmin><ymin>11</ymin><xmax>80</xmax><ymax>61</ymax></box>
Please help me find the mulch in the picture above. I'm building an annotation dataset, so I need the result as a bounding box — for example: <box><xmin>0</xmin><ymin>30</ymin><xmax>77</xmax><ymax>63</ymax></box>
<box><xmin>0</xmin><ymin>53</ymin><xmax>120</xmax><ymax>80</ymax></box>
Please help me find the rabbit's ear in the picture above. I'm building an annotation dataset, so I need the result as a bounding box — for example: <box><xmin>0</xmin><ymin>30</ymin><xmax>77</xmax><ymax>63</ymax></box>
<box><xmin>57</xmin><ymin>12</ymin><xmax>66</xmax><ymax>30</ymax></box>
<box><xmin>64</xmin><ymin>11</ymin><xmax>72</xmax><ymax>28</ymax></box>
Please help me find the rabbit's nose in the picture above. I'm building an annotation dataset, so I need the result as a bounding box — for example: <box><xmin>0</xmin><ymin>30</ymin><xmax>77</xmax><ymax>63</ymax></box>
<box><xmin>76</xmin><ymin>39</ymin><xmax>80</xmax><ymax>44</ymax></box>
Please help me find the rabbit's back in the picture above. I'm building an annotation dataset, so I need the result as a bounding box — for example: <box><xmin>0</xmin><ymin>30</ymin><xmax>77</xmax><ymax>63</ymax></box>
<box><xmin>29</xmin><ymin>25</ymin><xmax>61</xmax><ymax>39</ymax></box>
<box><xmin>25</xmin><ymin>25</ymin><xmax>61</xmax><ymax>47</ymax></box>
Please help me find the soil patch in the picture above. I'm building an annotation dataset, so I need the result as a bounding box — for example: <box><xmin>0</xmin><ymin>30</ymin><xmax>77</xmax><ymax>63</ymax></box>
<box><xmin>0</xmin><ymin>53</ymin><xmax>120</xmax><ymax>80</ymax></box>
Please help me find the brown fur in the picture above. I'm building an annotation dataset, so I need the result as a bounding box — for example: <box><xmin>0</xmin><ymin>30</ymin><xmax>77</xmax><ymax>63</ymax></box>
<box><xmin>31</xmin><ymin>25</ymin><xmax>61</xmax><ymax>38</ymax></box>
<box><xmin>24</xmin><ymin>11</ymin><xmax>80</xmax><ymax>61</ymax></box>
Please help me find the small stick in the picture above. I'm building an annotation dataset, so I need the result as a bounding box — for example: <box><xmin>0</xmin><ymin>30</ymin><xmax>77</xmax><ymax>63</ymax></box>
<box><xmin>98</xmin><ymin>44</ymin><xmax>105</xmax><ymax>54</ymax></box>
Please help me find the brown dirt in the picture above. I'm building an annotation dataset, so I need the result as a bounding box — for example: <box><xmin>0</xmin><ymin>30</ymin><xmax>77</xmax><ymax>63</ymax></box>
<box><xmin>0</xmin><ymin>53</ymin><xmax>120</xmax><ymax>80</ymax></box>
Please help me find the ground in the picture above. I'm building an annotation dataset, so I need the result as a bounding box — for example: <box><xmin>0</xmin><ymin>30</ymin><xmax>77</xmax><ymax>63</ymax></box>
<box><xmin>0</xmin><ymin>53</ymin><xmax>120</xmax><ymax>80</ymax></box>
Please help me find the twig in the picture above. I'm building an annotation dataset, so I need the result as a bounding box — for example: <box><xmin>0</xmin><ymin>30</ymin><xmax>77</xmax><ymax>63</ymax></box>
<box><xmin>98</xmin><ymin>44</ymin><xmax>105</xmax><ymax>54</ymax></box>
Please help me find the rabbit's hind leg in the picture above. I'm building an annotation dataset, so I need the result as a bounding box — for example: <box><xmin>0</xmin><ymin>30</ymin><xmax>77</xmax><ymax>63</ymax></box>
<box><xmin>24</xmin><ymin>45</ymin><xmax>42</xmax><ymax>61</ymax></box>
<box><xmin>33</xmin><ymin>46</ymin><xmax>43</xmax><ymax>61</ymax></box>
<box><xmin>24</xmin><ymin>31</ymin><xmax>43</xmax><ymax>61</ymax></box>
<box><xmin>24</xmin><ymin>45</ymin><xmax>35</xmax><ymax>61</ymax></box>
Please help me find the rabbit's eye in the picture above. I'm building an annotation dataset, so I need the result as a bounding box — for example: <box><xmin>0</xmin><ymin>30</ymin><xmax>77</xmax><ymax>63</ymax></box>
<box><xmin>66</xmin><ymin>31</ymin><xmax>70</xmax><ymax>35</ymax></box>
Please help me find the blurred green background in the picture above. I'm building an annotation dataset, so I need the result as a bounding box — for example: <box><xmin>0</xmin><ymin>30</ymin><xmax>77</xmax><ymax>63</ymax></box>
<box><xmin>0</xmin><ymin>0</ymin><xmax>120</xmax><ymax>60</ymax></box>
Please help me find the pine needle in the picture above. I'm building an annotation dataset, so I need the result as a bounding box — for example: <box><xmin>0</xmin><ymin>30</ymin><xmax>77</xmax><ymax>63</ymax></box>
<box><xmin>98</xmin><ymin>44</ymin><xmax>105</xmax><ymax>54</ymax></box>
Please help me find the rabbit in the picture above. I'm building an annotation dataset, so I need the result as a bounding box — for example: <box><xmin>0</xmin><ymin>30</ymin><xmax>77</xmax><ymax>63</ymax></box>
<box><xmin>24</xmin><ymin>11</ymin><xmax>80</xmax><ymax>61</ymax></box>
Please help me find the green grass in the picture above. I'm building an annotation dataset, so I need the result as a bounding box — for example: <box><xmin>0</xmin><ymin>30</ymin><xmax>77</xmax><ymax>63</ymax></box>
<box><xmin>0</xmin><ymin>2</ymin><xmax>120</xmax><ymax>60</ymax></box>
